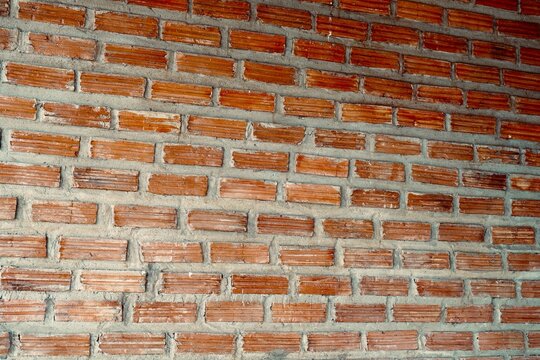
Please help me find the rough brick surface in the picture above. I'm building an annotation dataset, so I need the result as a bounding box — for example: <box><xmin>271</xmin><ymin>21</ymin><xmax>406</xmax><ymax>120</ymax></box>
<box><xmin>0</xmin><ymin>0</ymin><xmax>539</xmax><ymax>358</ymax></box>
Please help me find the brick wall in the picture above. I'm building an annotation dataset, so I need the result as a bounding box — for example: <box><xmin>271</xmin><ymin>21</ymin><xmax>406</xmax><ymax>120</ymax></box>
<box><xmin>0</xmin><ymin>0</ymin><xmax>539</xmax><ymax>357</ymax></box>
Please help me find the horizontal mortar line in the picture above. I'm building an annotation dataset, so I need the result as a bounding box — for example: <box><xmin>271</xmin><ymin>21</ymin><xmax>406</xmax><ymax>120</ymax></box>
<box><xmin>2</xmin><ymin>47</ymin><xmax>540</xmax><ymax>106</ymax></box>
<box><xmin>4</xmin><ymin>14</ymin><xmax>540</xmax><ymax>79</ymax></box>
<box><xmin>30</xmin><ymin>0</ymin><xmax>540</xmax><ymax>47</ymax></box>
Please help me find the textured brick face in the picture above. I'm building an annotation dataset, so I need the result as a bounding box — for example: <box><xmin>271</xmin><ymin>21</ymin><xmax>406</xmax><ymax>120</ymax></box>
<box><xmin>1</xmin><ymin>0</ymin><xmax>539</xmax><ymax>357</ymax></box>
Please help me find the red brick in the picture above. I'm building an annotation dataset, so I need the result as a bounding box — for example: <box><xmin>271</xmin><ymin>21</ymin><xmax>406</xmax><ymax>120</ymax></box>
<box><xmin>448</xmin><ymin>9</ymin><xmax>493</xmax><ymax>32</ymax></box>
<box><xmin>418</xmin><ymin>85</ymin><xmax>463</xmax><ymax>105</ymax></box>
<box><xmin>232</xmin><ymin>150</ymin><xmax>289</xmax><ymax>172</ymax></box>
<box><xmin>0</xmin><ymin>235</ymin><xmax>46</xmax><ymax>258</ymax></box>
<box><xmin>526</xmin><ymin>150</ymin><xmax>540</xmax><ymax>167</ymax></box>
<box><xmin>393</xmin><ymin>304</ymin><xmax>441</xmax><ymax>322</ymax></box>
<box><xmin>6</xmin><ymin>62</ymin><xmax>74</xmax><ymax>90</ymax></box>
<box><xmin>99</xmin><ymin>333</ymin><xmax>165</xmax><ymax>355</ymax></box>
<box><xmin>522</xmin><ymin>281</ymin><xmax>540</xmax><ymax>298</ymax></box>
<box><xmin>114</xmin><ymin>205</ymin><xmax>176</xmax><ymax>228</ymax></box>
<box><xmin>473</xmin><ymin>40</ymin><xmax>515</xmax><ymax>62</ymax></box>
<box><xmin>407</xmin><ymin>193</ymin><xmax>453</xmax><ymax>212</ymax></box>
<box><xmin>0</xmin><ymin>299</ymin><xmax>45</xmax><ymax>322</ymax></box>
<box><xmin>141</xmin><ymin>242</ymin><xmax>202</xmax><ymax>263</ymax></box>
<box><xmin>55</xmin><ymin>300</ymin><xmax>121</xmax><ymax>322</ymax></box>
<box><xmin>403</xmin><ymin>56</ymin><xmax>451</xmax><ymax>78</ymax></box>
<box><xmin>188</xmin><ymin>115</ymin><xmax>246</xmax><ymax>140</ymax></box>
<box><xmin>0</xmin><ymin>162</ymin><xmax>60</xmax><ymax>188</ymax></box>
<box><xmin>462</xmin><ymin>170</ymin><xmax>506</xmax><ymax>190</ymax></box>
<box><xmin>176</xmin><ymin>333</ymin><xmax>234</xmax><ymax>354</ymax></box>
<box><xmin>308</xmin><ymin>332</ymin><xmax>361</xmax><ymax>352</ymax></box>
<box><xmin>90</xmin><ymin>138</ymin><xmax>154</xmax><ymax>163</ymax></box>
<box><xmin>468</xmin><ymin>90</ymin><xmax>510</xmax><ymax>110</ymax></box>
<box><xmin>95</xmin><ymin>11</ymin><xmax>158</xmax><ymax>37</ymax></box>
<box><xmin>501</xmin><ymin>121</ymin><xmax>540</xmax><ymax>143</ymax></box>
<box><xmin>148</xmin><ymin>173</ymin><xmax>207</xmax><ymax>196</ymax></box>
<box><xmin>344</xmin><ymin>248</ymin><xmax>393</xmax><ymax>268</ymax></box>
<box><xmin>439</xmin><ymin>223</ymin><xmax>485</xmax><ymax>243</ymax></box>
<box><xmin>306</xmin><ymin>69</ymin><xmax>359</xmax><ymax>92</ymax></box>
<box><xmin>426</xmin><ymin>332</ymin><xmax>473</xmax><ymax>351</ymax></box>
<box><xmin>367</xmin><ymin>330</ymin><xmax>418</xmax><ymax>351</ymax></box>
<box><xmin>211</xmin><ymin>242</ymin><xmax>269</xmax><ymax>264</ymax></box>
<box><xmin>351</xmin><ymin>48</ymin><xmax>399</xmax><ymax>70</ymax></box>
<box><xmin>206</xmin><ymin>301</ymin><xmax>263</xmax><ymax>322</ymax></box>
<box><xmin>163</xmin><ymin>144</ymin><xmax>223</xmax><ymax>167</ymax></box>
<box><xmin>361</xmin><ymin>276</ymin><xmax>409</xmax><ymax>296</ymax></box>
<box><xmin>244</xmin><ymin>61</ymin><xmax>296</xmax><ymax>85</ymax></box>
<box><xmin>0</xmin><ymin>96</ymin><xmax>36</xmax><ymax>120</ymax></box>
<box><xmin>340</xmin><ymin>0</ymin><xmax>391</xmax><ymax>15</ymax></box>
<box><xmin>382</xmin><ymin>221</ymin><xmax>431</xmax><ymax>241</ymax></box>
<box><xmin>456</xmin><ymin>63</ymin><xmax>500</xmax><ymax>84</ymax></box>
<box><xmin>335</xmin><ymin>304</ymin><xmax>386</xmax><ymax>322</ymax></box>
<box><xmin>258</xmin><ymin>214</ymin><xmax>314</xmax><ymax>236</ymax></box>
<box><xmin>492</xmin><ymin>226</ymin><xmax>535</xmax><ymax>245</ymax></box>
<box><xmin>315</xmin><ymin>129</ymin><xmax>365</xmax><ymax>150</ymax></box>
<box><xmin>118</xmin><ymin>110</ymin><xmax>180</xmax><ymax>133</ymax></box>
<box><xmin>232</xmin><ymin>275</ymin><xmax>288</xmax><ymax>294</ymax></box>
<box><xmin>161</xmin><ymin>272</ymin><xmax>222</xmax><ymax>294</ymax></box>
<box><xmin>243</xmin><ymin>333</ymin><xmax>301</xmax><ymax>352</ymax></box>
<box><xmin>284</xmin><ymin>97</ymin><xmax>334</xmax><ymax>118</ymax></box>
<box><xmin>522</xmin><ymin>0</ymin><xmax>540</xmax><ymax>14</ymax></box>
<box><xmin>128</xmin><ymin>0</ymin><xmax>188</xmax><ymax>11</ymax></box>
<box><xmin>296</xmin><ymin>154</ymin><xmax>348</xmax><ymax>177</ymax></box>
<box><xmin>253</xmin><ymin>123</ymin><xmax>305</xmax><ymax>144</ymax></box>
<box><xmin>220</xmin><ymin>178</ymin><xmax>277</xmax><ymax>201</ymax></box>
<box><xmin>43</xmin><ymin>102</ymin><xmax>110</xmax><ymax>128</ymax></box>
<box><xmin>81</xmin><ymin>72</ymin><xmax>145</xmax><ymax>97</ymax></box>
<box><xmin>456</xmin><ymin>252</ymin><xmax>502</xmax><ymax>271</ymax></box>
<box><xmin>280</xmin><ymin>247</ymin><xmax>334</xmax><ymax>266</ymax></box>
<box><xmin>521</xmin><ymin>47</ymin><xmax>540</xmax><ymax>67</ymax></box>
<box><xmin>471</xmin><ymin>279</ymin><xmax>515</xmax><ymax>297</ymax></box>
<box><xmin>476</xmin><ymin>0</ymin><xmax>517</xmax><ymax>10</ymax></box>
<box><xmin>508</xmin><ymin>253</ymin><xmax>540</xmax><ymax>271</ymax></box>
<box><xmin>229</xmin><ymin>30</ymin><xmax>285</xmax><ymax>53</ymax></box>
<box><xmin>423</xmin><ymin>32</ymin><xmax>468</xmax><ymax>54</ymax></box>
<box><xmin>163</xmin><ymin>21</ymin><xmax>220</xmax><ymax>47</ymax></box>
<box><xmin>176</xmin><ymin>53</ymin><xmax>235</xmax><ymax>77</ymax></box>
<box><xmin>73</xmin><ymin>167</ymin><xmax>138</xmax><ymax>192</ymax></box>
<box><xmin>397</xmin><ymin>1</ymin><xmax>443</xmax><ymax>24</ymax></box>
<box><xmin>372</xmin><ymin>23</ymin><xmax>418</xmax><ymax>46</ymax></box>
<box><xmin>59</xmin><ymin>237</ymin><xmax>127</xmax><ymax>261</ymax></box>
<box><xmin>342</xmin><ymin>103</ymin><xmax>392</xmax><ymax>124</ymax></box>
<box><xmin>104</xmin><ymin>43</ymin><xmax>167</xmax><ymax>69</ymax></box>
<box><xmin>299</xmin><ymin>275</ymin><xmax>351</xmax><ymax>295</ymax></box>
<box><xmin>516</xmin><ymin>97</ymin><xmax>540</xmax><ymax>116</ymax></box>
<box><xmin>451</xmin><ymin>114</ymin><xmax>497</xmax><ymax>135</ymax></box>
<box><xmin>355</xmin><ymin>159</ymin><xmax>405</xmax><ymax>182</ymax></box>
<box><xmin>19</xmin><ymin>2</ymin><xmax>85</xmax><ymax>27</ymax></box>
<box><xmin>29</xmin><ymin>33</ymin><xmax>96</xmax><ymax>60</ymax></box>
<box><xmin>10</xmin><ymin>130</ymin><xmax>79</xmax><ymax>157</ymax></box>
<box><xmin>478</xmin><ymin>331</ymin><xmax>524</xmax><ymax>350</ymax></box>
<box><xmin>497</xmin><ymin>19</ymin><xmax>540</xmax><ymax>39</ymax></box>
<box><xmin>80</xmin><ymin>270</ymin><xmax>145</xmax><ymax>293</ymax></box>
<box><xmin>351</xmin><ymin>188</ymin><xmax>400</xmax><ymax>209</ymax></box>
<box><xmin>364</xmin><ymin>77</ymin><xmax>413</xmax><ymax>100</ymax></box>
<box><xmin>32</xmin><ymin>200</ymin><xmax>97</xmax><ymax>224</ymax></box>
<box><xmin>133</xmin><ymin>302</ymin><xmax>197</xmax><ymax>323</ymax></box>
<box><xmin>446</xmin><ymin>305</ymin><xmax>493</xmax><ymax>323</ymax></box>
<box><xmin>257</xmin><ymin>4</ymin><xmax>311</xmax><ymax>29</ymax></box>
<box><xmin>272</xmin><ymin>303</ymin><xmax>327</xmax><ymax>323</ymax></box>
<box><xmin>428</xmin><ymin>141</ymin><xmax>474</xmax><ymax>161</ymax></box>
<box><xmin>323</xmin><ymin>218</ymin><xmax>374</xmax><ymax>239</ymax></box>
<box><xmin>411</xmin><ymin>164</ymin><xmax>458</xmax><ymax>187</ymax></box>
<box><xmin>152</xmin><ymin>80</ymin><xmax>212</xmax><ymax>105</ymax></box>
<box><xmin>294</xmin><ymin>39</ymin><xmax>345</xmax><ymax>63</ymax></box>
<box><xmin>220</xmin><ymin>89</ymin><xmax>275</xmax><ymax>112</ymax></box>
<box><xmin>401</xmin><ymin>251</ymin><xmax>450</xmax><ymax>269</ymax></box>
<box><xmin>501</xmin><ymin>306</ymin><xmax>540</xmax><ymax>323</ymax></box>
<box><xmin>19</xmin><ymin>334</ymin><xmax>89</xmax><ymax>356</ymax></box>
<box><xmin>1</xmin><ymin>267</ymin><xmax>71</xmax><ymax>292</ymax></box>
<box><xmin>416</xmin><ymin>279</ymin><xmax>463</xmax><ymax>297</ymax></box>
<box><xmin>285</xmin><ymin>182</ymin><xmax>341</xmax><ymax>205</ymax></box>
<box><xmin>188</xmin><ymin>210</ymin><xmax>246</xmax><ymax>232</ymax></box>
<box><xmin>459</xmin><ymin>197</ymin><xmax>505</xmax><ymax>215</ymax></box>
<box><xmin>193</xmin><ymin>0</ymin><xmax>249</xmax><ymax>20</ymax></box>
<box><xmin>316</xmin><ymin>16</ymin><xmax>367</xmax><ymax>40</ymax></box>
<box><xmin>375</xmin><ymin>135</ymin><xmax>421</xmax><ymax>155</ymax></box>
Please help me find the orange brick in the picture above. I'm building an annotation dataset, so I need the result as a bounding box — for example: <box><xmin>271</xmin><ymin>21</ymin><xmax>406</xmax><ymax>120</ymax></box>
<box><xmin>193</xmin><ymin>0</ymin><xmax>250</xmax><ymax>20</ymax></box>
<box><xmin>128</xmin><ymin>0</ymin><xmax>188</xmax><ymax>11</ymax></box>
<box><xmin>1</xmin><ymin>267</ymin><xmax>71</xmax><ymax>292</ymax></box>
<box><xmin>19</xmin><ymin>2</ymin><xmax>85</xmax><ymax>27</ymax></box>
<box><xmin>6</xmin><ymin>62</ymin><xmax>74</xmax><ymax>90</ymax></box>
<box><xmin>364</xmin><ymin>77</ymin><xmax>412</xmax><ymax>100</ymax></box>
<box><xmin>492</xmin><ymin>226</ymin><xmax>535</xmax><ymax>245</ymax></box>
<box><xmin>257</xmin><ymin>4</ymin><xmax>311</xmax><ymax>29</ymax></box>
<box><xmin>257</xmin><ymin>214</ymin><xmax>314</xmax><ymax>236</ymax></box>
<box><xmin>73</xmin><ymin>167</ymin><xmax>138</xmax><ymax>192</ymax></box>
<box><xmin>471</xmin><ymin>279</ymin><xmax>516</xmax><ymax>297</ymax></box>
<box><xmin>272</xmin><ymin>303</ymin><xmax>327</xmax><ymax>323</ymax></box>
<box><xmin>416</xmin><ymin>279</ymin><xmax>463</xmax><ymax>297</ymax></box>
<box><xmin>407</xmin><ymin>192</ymin><xmax>453</xmax><ymax>212</ymax></box>
<box><xmin>451</xmin><ymin>114</ymin><xmax>497</xmax><ymax>135</ymax></box>
<box><xmin>428</xmin><ymin>141</ymin><xmax>474</xmax><ymax>161</ymax></box>
<box><xmin>141</xmin><ymin>242</ymin><xmax>202</xmax><ymax>263</ymax></box>
<box><xmin>478</xmin><ymin>331</ymin><xmax>524</xmax><ymax>350</ymax></box>
<box><xmin>398</xmin><ymin>107</ymin><xmax>446</xmax><ymax>130</ymax></box>
<box><xmin>459</xmin><ymin>197</ymin><xmax>505</xmax><ymax>215</ymax></box>
<box><xmin>306</xmin><ymin>69</ymin><xmax>359</xmax><ymax>92</ymax></box>
<box><xmin>232</xmin><ymin>275</ymin><xmax>288</xmax><ymax>294</ymax></box>
<box><xmin>252</xmin><ymin>123</ymin><xmax>305</xmax><ymax>144</ymax></box>
<box><xmin>176</xmin><ymin>53</ymin><xmax>235</xmax><ymax>77</ymax></box>
<box><xmin>299</xmin><ymin>276</ymin><xmax>351</xmax><ymax>295</ymax></box>
<box><xmin>367</xmin><ymin>330</ymin><xmax>418</xmax><ymax>351</ymax></box>
<box><xmin>206</xmin><ymin>301</ymin><xmax>263</xmax><ymax>322</ymax></box>
<box><xmin>473</xmin><ymin>40</ymin><xmax>515</xmax><ymax>62</ymax></box>
<box><xmin>163</xmin><ymin>21</ymin><xmax>220</xmax><ymax>47</ymax></box>
<box><xmin>448</xmin><ymin>9</ymin><xmax>493</xmax><ymax>32</ymax></box>
<box><xmin>512</xmin><ymin>199</ymin><xmax>540</xmax><ymax>217</ymax></box>
<box><xmin>59</xmin><ymin>237</ymin><xmax>127</xmax><ymax>261</ymax></box>
<box><xmin>43</xmin><ymin>102</ymin><xmax>110</xmax><ymax>128</ymax></box>
<box><xmin>32</xmin><ymin>200</ymin><xmax>97</xmax><ymax>224</ymax></box>
<box><xmin>361</xmin><ymin>276</ymin><xmax>409</xmax><ymax>296</ymax></box>
<box><xmin>232</xmin><ymin>150</ymin><xmax>289</xmax><ymax>171</ymax></box>
<box><xmin>501</xmin><ymin>306</ymin><xmax>540</xmax><ymax>323</ymax></box>
<box><xmin>80</xmin><ymin>270</ymin><xmax>145</xmax><ymax>292</ymax></box>
<box><xmin>55</xmin><ymin>300</ymin><xmax>121</xmax><ymax>322</ymax></box>
<box><xmin>80</xmin><ymin>72</ymin><xmax>145</xmax><ymax>97</ymax></box>
<box><xmin>468</xmin><ymin>90</ymin><xmax>510</xmax><ymax>110</ymax></box>
<box><xmin>0</xmin><ymin>96</ymin><xmax>36</xmax><ymax>120</ymax></box>
<box><xmin>498</xmin><ymin>19</ymin><xmax>540</xmax><ymax>39</ymax></box>
<box><xmin>425</xmin><ymin>332</ymin><xmax>473</xmax><ymax>351</ymax></box>
<box><xmin>0</xmin><ymin>299</ymin><xmax>45</xmax><ymax>322</ymax></box>
<box><xmin>397</xmin><ymin>1</ymin><xmax>443</xmax><ymax>24</ymax></box>
<box><xmin>375</xmin><ymin>135</ymin><xmax>421</xmax><ymax>155</ymax></box>
<box><xmin>188</xmin><ymin>115</ymin><xmax>246</xmax><ymax>139</ymax></box>
<box><xmin>151</xmin><ymin>80</ymin><xmax>212</xmax><ymax>105</ymax></box>
<box><xmin>446</xmin><ymin>305</ymin><xmax>493</xmax><ymax>323</ymax></box>
<box><xmin>351</xmin><ymin>48</ymin><xmax>399</xmax><ymax>70</ymax></box>
<box><xmin>522</xmin><ymin>281</ymin><xmax>540</xmax><ymax>298</ymax></box>
<box><xmin>501</xmin><ymin>121</ymin><xmax>540</xmax><ymax>143</ymax></box>
<box><xmin>342</xmin><ymin>103</ymin><xmax>392</xmax><ymax>124</ymax></box>
<box><xmin>295</xmin><ymin>154</ymin><xmax>348</xmax><ymax>177</ymax></box>
<box><xmin>508</xmin><ymin>253</ymin><xmax>540</xmax><ymax>271</ymax></box>
<box><xmin>411</xmin><ymin>164</ymin><xmax>458</xmax><ymax>187</ymax></box>
<box><xmin>401</xmin><ymin>251</ymin><xmax>450</xmax><ymax>269</ymax></box>
<box><xmin>423</xmin><ymin>32</ymin><xmax>468</xmax><ymax>54</ymax></box>
<box><xmin>418</xmin><ymin>85</ymin><xmax>463</xmax><ymax>105</ymax></box>
<box><xmin>351</xmin><ymin>188</ymin><xmax>400</xmax><ymax>209</ymax></box>
<box><xmin>0</xmin><ymin>235</ymin><xmax>46</xmax><ymax>258</ymax></box>
<box><xmin>308</xmin><ymin>332</ymin><xmax>361</xmax><ymax>352</ymax></box>
<box><xmin>95</xmin><ymin>11</ymin><xmax>158</xmax><ymax>37</ymax></box>
<box><xmin>335</xmin><ymin>304</ymin><xmax>386</xmax><ymax>322</ymax></box>
<box><xmin>211</xmin><ymin>242</ymin><xmax>269</xmax><ymax>264</ymax></box>
<box><xmin>114</xmin><ymin>205</ymin><xmax>177</xmax><ymax>228</ymax></box>
<box><xmin>439</xmin><ymin>223</ymin><xmax>485</xmax><ymax>243</ymax></box>
<box><xmin>323</xmin><ymin>218</ymin><xmax>374</xmax><ymax>239</ymax></box>
<box><xmin>28</xmin><ymin>33</ymin><xmax>97</xmax><ymax>60</ymax></box>
<box><xmin>285</xmin><ymin>182</ymin><xmax>341</xmax><ymax>205</ymax></box>
<box><xmin>118</xmin><ymin>110</ymin><xmax>180</xmax><ymax>133</ymax></box>
<box><xmin>455</xmin><ymin>252</ymin><xmax>502</xmax><ymax>271</ymax></box>
<box><xmin>340</xmin><ymin>0</ymin><xmax>391</xmax><ymax>14</ymax></box>
<box><xmin>161</xmin><ymin>272</ymin><xmax>222</xmax><ymax>294</ymax></box>
<box><xmin>243</xmin><ymin>333</ymin><xmax>301</xmax><ymax>352</ymax></box>
<box><xmin>98</xmin><ymin>333</ymin><xmax>165</xmax><ymax>355</ymax></box>
<box><xmin>220</xmin><ymin>89</ymin><xmax>275</xmax><ymax>112</ymax></box>
<box><xmin>90</xmin><ymin>139</ymin><xmax>154</xmax><ymax>163</ymax></box>
<box><xmin>294</xmin><ymin>39</ymin><xmax>345</xmax><ymax>63</ymax></box>
<box><xmin>284</xmin><ymin>97</ymin><xmax>335</xmax><ymax>118</ymax></box>
<box><xmin>316</xmin><ymin>16</ymin><xmax>367</xmax><ymax>40</ymax></box>
<box><xmin>163</xmin><ymin>144</ymin><xmax>223</xmax><ymax>167</ymax></box>
<box><xmin>229</xmin><ymin>29</ymin><xmax>285</xmax><ymax>53</ymax></box>
<box><xmin>371</xmin><ymin>23</ymin><xmax>419</xmax><ymax>46</ymax></box>
<box><xmin>148</xmin><ymin>173</ymin><xmax>208</xmax><ymax>196</ymax></box>
<box><xmin>382</xmin><ymin>221</ymin><xmax>431</xmax><ymax>241</ymax></box>
<box><xmin>243</xmin><ymin>61</ymin><xmax>296</xmax><ymax>85</ymax></box>
<box><xmin>219</xmin><ymin>178</ymin><xmax>277</xmax><ymax>201</ymax></box>
<box><xmin>0</xmin><ymin>197</ymin><xmax>16</xmax><ymax>220</ymax></box>
<box><xmin>188</xmin><ymin>210</ymin><xmax>247</xmax><ymax>232</ymax></box>
<box><xmin>393</xmin><ymin>304</ymin><xmax>441</xmax><ymax>322</ymax></box>
<box><xmin>10</xmin><ymin>130</ymin><xmax>79</xmax><ymax>157</ymax></box>
<box><xmin>104</xmin><ymin>43</ymin><xmax>167</xmax><ymax>69</ymax></box>
<box><xmin>355</xmin><ymin>160</ymin><xmax>405</xmax><ymax>182</ymax></box>
<box><xmin>314</xmin><ymin>129</ymin><xmax>365</xmax><ymax>150</ymax></box>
